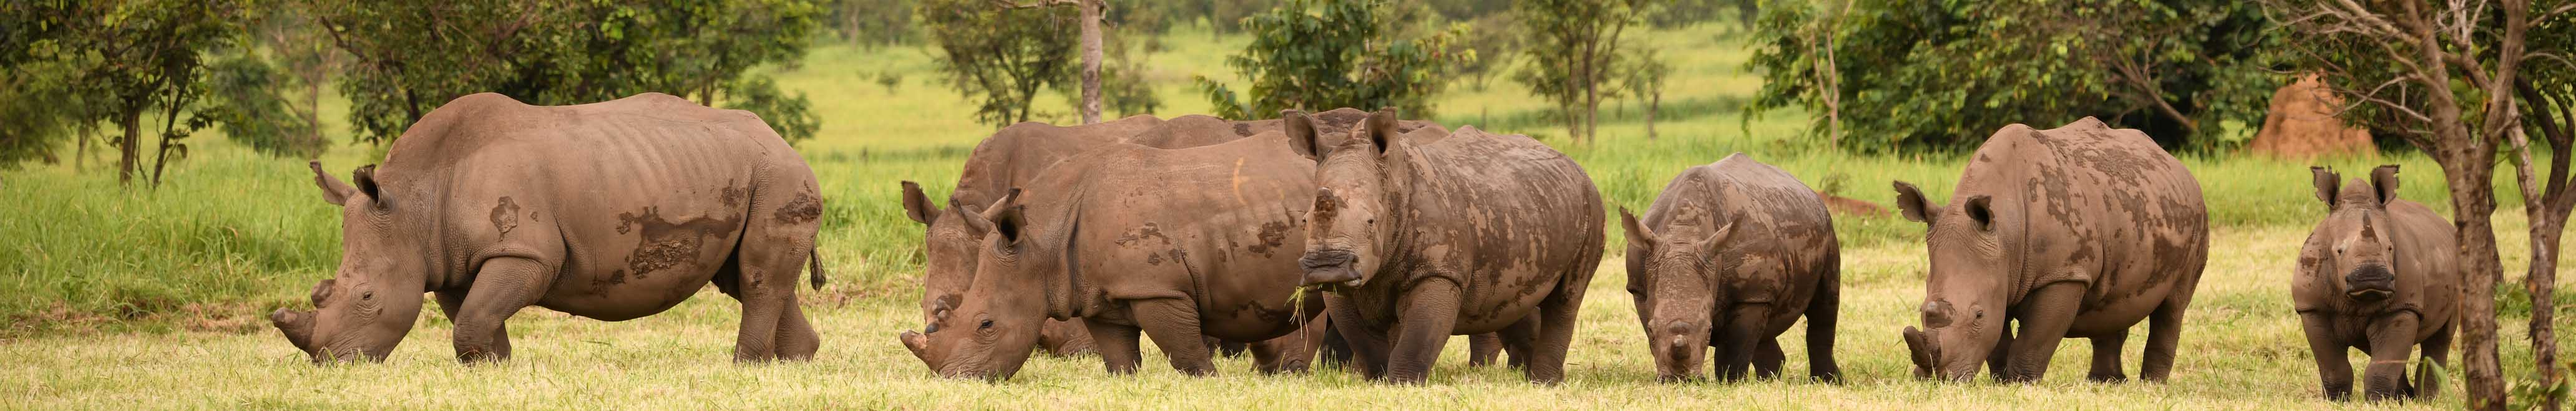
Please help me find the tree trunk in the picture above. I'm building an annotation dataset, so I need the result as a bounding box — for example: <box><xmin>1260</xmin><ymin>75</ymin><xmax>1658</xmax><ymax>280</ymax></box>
<box><xmin>2510</xmin><ymin>123</ymin><xmax>2570</xmax><ymax>411</ymax></box>
<box><xmin>117</xmin><ymin>110</ymin><xmax>141</xmax><ymax>185</ymax></box>
<box><xmin>1644</xmin><ymin>89</ymin><xmax>1659</xmax><ymax>140</ymax></box>
<box><xmin>1077</xmin><ymin>0</ymin><xmax>1102</xmax><ymax>124</ymax></box>
<box><xmin>2440</xmin><ymin>144</ymin><xmax>2507</xmax><ymax>411</ymax></box>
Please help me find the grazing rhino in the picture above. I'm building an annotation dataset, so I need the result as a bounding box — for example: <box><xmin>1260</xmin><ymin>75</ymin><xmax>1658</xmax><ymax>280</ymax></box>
<box><xmin>266</xmin><ymin>92</ymin><xmax>825</xmax><ymax>363</ymax></box>
<box><xmin>1892</xmin><ymin>117</ymin><xmax>2208</xmax><ymax>382</ymax></box>
<box><xmin>903</xmin><ymin>115</ymin><xmax>1166</xmax><ymax>357</ymax></box>
<box><xmin>2295</xmin><ymin>165</ymin><xmax>2457</xmax><ymax>400</ymax></box>
<box><xmin>1297</xmin><ymin>109</ymin><xmax>1606</xmax><ymax>384</ymax></box>
<box><xmin>897</xmin><ymin>130</ymin><xmax>1329</xmax><ymax>380</ymax></box>
<box><xmin>1617</xmin><ymin>153</ymin><xmax>1841</xmax><ymax>383</ymax></box>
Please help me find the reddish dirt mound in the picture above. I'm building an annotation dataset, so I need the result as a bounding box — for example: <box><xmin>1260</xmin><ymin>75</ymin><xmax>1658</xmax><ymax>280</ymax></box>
<box><xmin>1817</xmin><ymin>190</ymin><xmax>1888</xmax><ymax>218</ymax></box>
<box><xmin>2250</xmin><ymin>74</ymin><xmax>2376</xmax><ymax>159</ymax></box>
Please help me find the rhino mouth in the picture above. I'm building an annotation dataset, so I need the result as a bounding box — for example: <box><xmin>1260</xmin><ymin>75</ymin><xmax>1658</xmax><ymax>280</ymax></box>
<box><xmin>1298</xmin><ymin>249</ymin><xmax>1363</xmax><ymax>286</ymax></box>
<box><xmin>2343</xmin><ymin>265</ymin><xmax>2396</xmax><ymax>302</ymax></box>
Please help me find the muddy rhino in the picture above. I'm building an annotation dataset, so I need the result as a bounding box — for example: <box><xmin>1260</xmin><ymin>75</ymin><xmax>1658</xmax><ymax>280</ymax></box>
<box><xmin>1892</xmin><ymin>117</ymin><xmax>2207</xmax><ymax>382</ymax></box>
<box><xmin>1298</xmin><ymin>109</ymin><xmax>1605</xmax><ymax>384</ymax></box>
<box><xmin>1619</xmin><ymin>153</ymin><xmax>1841</xmax><ymax>383</ymax></box>
<box><xmin>2295</xmin><ymin>165</ymin><xmax>2457</xmax><ymax>400</ymax></box>
<box><xmin>898</xmin><ymin>130</ymin><xmax>1329</xmax><ymax>380</ymax></box>
<box><xmin>268</xmin><ymin>93</ymin><xmax>825</xmax><ymax>363</ymax></box>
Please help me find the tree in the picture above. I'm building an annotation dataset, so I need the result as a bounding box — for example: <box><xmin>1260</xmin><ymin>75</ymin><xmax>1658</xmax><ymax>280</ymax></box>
<box><xmin>995</xmin><ymin>0</ymin><xmax>1107</xmax><ymax>125</ymax></box>
<box><xmin>2270</xmin><ymin>1</ymin><xmax>2571</xmax><ymax>409</ymax></box>
<box><xmin>1197</xmin><ymin>0</ymin><xmax>1468</xmax><ymax>121</ymax></box>
<box><xmin>1513</xmin><ymin>0</ymin><xmax>1649</xmax><ymax>144</ymax></box>
<box><xmin>0</xmin><ymin>1</ymin><xmax>101</xmax><ymax>169</ymax></box>
<box><xmin>919</xmin><ymin>0</ymin><xmax>1078</xmax><ymax>127</ymax></box>
<box><xmin>309</xmin><ymin>0</ymin><xmax>825</xmax><ymax>145</ymax></box>
<box><xmin>17</xmin><ymin>0</ymin><xmax>299</xmax><ymax>186</ymax></box>
<box><xmin>1617</xmin><ymin>46</ymin><xmax>1672</xmax><ymax>140</ymax></box>
<box><xmin>1748</xmin><ymin>0</ymin><xmax>2280</xmax><ymax>152</ymax></box>
<box><xmin>833</xmin><ymin>0</ymin><xmax>915</xmax><ymax>48</ymax></box>
<box><xmin>1453</xmin><ymin>13</ymin><xmax>1519</xmax><ymax>92</ymax></box>
<box><xmin>243</xmin><ymin>4</ymin><xmax>337</xmax><ymax>158</ymax></box>
<box><xmin>2508</xmin><ymin>15</ymin><xmax>2576</xmax><ymax>408</ymax></box>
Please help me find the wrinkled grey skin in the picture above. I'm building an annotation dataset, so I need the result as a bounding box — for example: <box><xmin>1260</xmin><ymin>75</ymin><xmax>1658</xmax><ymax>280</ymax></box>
<box><xmin>1298</xmin><ymin>109</ymin><xmax>1605</xmax><ymax>384</ymax></box>
<box><xmin>899</xmin><ymin>130</ymin><xmax>1329</xmax><ymax>380</ymax></box>
<box><xmin>1618</xmin><ymin>153</ymin><xmax>1840</xmax><ymax>383</ymax></box>
<box><xmin>1891</xmin><ymin>117</ymin><xmax>2207</xmax><ymax>383</ymax></box>
<box><xmin>2294</xmin><ymin>165</ymin><xmax>2458</xmax><ymax>401</ymax></box>
<box><xmin>270</xmin><ymin>93</ymin><xmax>824</xmax><ymax>364</ymax></box>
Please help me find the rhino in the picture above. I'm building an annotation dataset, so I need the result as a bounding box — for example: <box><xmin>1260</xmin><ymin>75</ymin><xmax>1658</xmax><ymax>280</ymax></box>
<box><xmin>267</xmin><ymin>92</ymin><xmax>825</xmax><ymax>363</ymax></box>
<box><xmin>902</xmin><ymin>115</ymin><xmax>1166</xmax><ymax>357</ymax></box>
<box><xmin>1891</xmin><ymin>117</ymin><xmax>2208</xmax><ymax>382</ymax></box>
<box><xmin>2295</xmin><ymin>165</ymin><xmax>2457</xmax><ymax>400</ymax></box>
<box><xmin>1617</xmin><ymin>153</ymin><xmax>1841</xmax><ymax>383</ymax></box>
<box><xmin>897</xmin><ymin>129</ymin><xmax>1329</xmax><ymax>380</ymax></box>
<box><xmin>1297</xmin><ymin>109</ymin><xmax>1606</xmax><ymax>384</ymax></box>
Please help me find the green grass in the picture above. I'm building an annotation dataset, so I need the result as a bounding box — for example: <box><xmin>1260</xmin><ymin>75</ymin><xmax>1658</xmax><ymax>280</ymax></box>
<box><xmin>2</xmin><ymin>23</ymin><xmax>2572</xmax><ymax>408</ymax></box>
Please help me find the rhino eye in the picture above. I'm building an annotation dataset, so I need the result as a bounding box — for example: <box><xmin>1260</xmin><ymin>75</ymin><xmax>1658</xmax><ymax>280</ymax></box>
<box><xmin>361</xmin><ymin>291</ymin><xmax>375</xmax><ymax>301</ymax></box>
<box><xmin>978</xmin><ymin>319</ymin><xmax>995</xmax><ymax>329</ymax></box>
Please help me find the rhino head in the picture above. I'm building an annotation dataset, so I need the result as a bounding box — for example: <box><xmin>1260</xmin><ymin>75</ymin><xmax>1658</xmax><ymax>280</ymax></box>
<box><xmin>898</xmin><ymin>181</ymin><xmax>983</xmax><ymax>330</ymax></box>
<box><xmin>1295</xmin><ymin>108</ymin><xmax>1402</xmax><ymax>288</ymax></box>
<box><xmin>899</xmin><ymin>190</ymin><xmax>1048</xmax><ymax>380</ymax></box>
<box><xmin>1617</xmin><ymin>207</ymin><xmax>1752</xmax><ymax>382</ymax></box>
<box><xmin>2306</xmin><ymin>166</ymin><xmax>2404</xmax><ymax>302</ymax></box>
<box><xmin>271</xmin><ymin>162</ymin><xmax>430</xmax><ymax>364</ymax></box>
<box><xmin>1891</xmin><ymin>180</ymin><xmax>2009</xmax><ymax>382</ymax></box>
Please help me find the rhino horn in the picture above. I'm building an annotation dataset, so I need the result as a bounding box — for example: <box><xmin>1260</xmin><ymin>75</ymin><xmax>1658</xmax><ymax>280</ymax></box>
<box><xmin>1901</xmin><ymin>326</ymin><xmax>1934</xmax><ymax>379</ymax></box>
<box><xmin>270</xmin><ymin>308</ymin><xmax>319</xmax><ymax>354</ymax></box>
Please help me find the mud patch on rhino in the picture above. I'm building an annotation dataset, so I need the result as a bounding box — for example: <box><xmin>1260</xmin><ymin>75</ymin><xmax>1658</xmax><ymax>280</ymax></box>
<box><xmin>1234</xmin><ymin>123</ymin><xmax>1256</xmax><ymax>137</ymax></box>
<box><xmin>1115</xmin><ymin>223</ymin><xmax>1173</xmax><ymax>247</ymax></box>
<box><xmin>617</xmin><ymin>206</ymin><xmax>744</xmax><ymax>280</ymax></box>
<box><xmin>774</xmin><ymin>191</ymin><xmax>822</xmax><ymax>225</ymax></box>
<box><xmin>490</xmin><ymin>196</ymin><xmax>521</xmax><ymax>235</ymax></box>
<box><xmin>720</xmin><ymin>180</ymin><xmax>748</xmax><ymax>208</ymax></box>
<box><xmin>1247</xmin><ymin>221</ymin><xmax>1291</xmax><ymax>257</ymax></box>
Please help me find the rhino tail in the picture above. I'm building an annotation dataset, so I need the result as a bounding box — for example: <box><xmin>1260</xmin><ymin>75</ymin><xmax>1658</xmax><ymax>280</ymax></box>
<box><xmin>807</xmin><ymin>248</ymin><xmax>827</xmax><ymax>290</ymax></box>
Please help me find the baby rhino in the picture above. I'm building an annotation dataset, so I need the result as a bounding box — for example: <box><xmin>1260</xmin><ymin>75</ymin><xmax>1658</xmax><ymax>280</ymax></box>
<box><xmin>2294</xmin><ymin>165</ymin><xmax>2457</xmax><ymax>401</ymax></box>
<box><xmin>1618</xmin><ymin>153</ymin><xmax>1840</xmax><ymax>383</ymax></box>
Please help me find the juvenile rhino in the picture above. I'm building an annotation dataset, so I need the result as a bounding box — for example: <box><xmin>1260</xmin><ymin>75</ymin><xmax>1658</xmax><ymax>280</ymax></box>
<box><xmin>1618</xmin><ymin>153</ymin><xmax>1840</xmax><ymax>383</ymax></box>
<box><xmin>1298</xmin><ymin>109</ymin><xmax>1606</xmax><ymax>384</ymax></box>
<box><xmin>897</xmin><ymin>130</ymin><xmax>1329</xmax><ymax>380</ymax></box>
<box><xmin>1892</xmin><ymin>117</ymin><xmax>2207</xmax><ymax>382</ymax></box>
<box><xmin>902</xmin><ymin>115</ymin><xmax>1166</xmax><ymax>357</ymax></box>
<box><xmin>267</xmin><ymin>93</ymin><xmax>825</xmax><ymax>363</ymax></box>
<box><xmin>2295</xmin><ymin>165</ymin><xmax>2457</xmax><ymax>400</ymax></box>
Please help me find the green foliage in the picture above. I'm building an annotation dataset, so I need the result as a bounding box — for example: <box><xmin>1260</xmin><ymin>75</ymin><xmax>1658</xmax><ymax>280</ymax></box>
<box><xmin>310</xmin><ymin>0</ymin><xmax>824</xmax><ymax>144</ymax></box>
<box><xmin>1512</xmin><ymin>0</ymin><xmax>1651</xmax><ymax>142</ymax></box>
<box><xmin>195</xmin><ymin>54</ymin><xmax>323</xmax><ymax>158</ymax></box>
<box><xmin>724</xmin><ymin>75</ymin><xmax>822</xmax><ymax>143</ymax></box>
<box><xmin>831</xmin><ymin>0</ymin><xmax>915</xmax><ymax>48</ymax></box>
<box><xmin>917</xmin><ymin>0</ymin><xmax>1078</xmax><ymax>127</ymax></box>
<box><xmin>1194</xmin><ymin>0</ymin><xmax>1468</xmax><ymax>120</ymax></box>
<box><xmin>1747</xmin><ymin>0</ymin><xmax>2280</xmax><ymax>152</ymax></box>
<box><xmin>0</xmin><ymin>1</ymin><xmax>98</xmax><ymax>168</ymax></box>
<box><xmin>0</xmin><ymin>0</ymin><xmax>310</xmax><ymax>184</ymax></box>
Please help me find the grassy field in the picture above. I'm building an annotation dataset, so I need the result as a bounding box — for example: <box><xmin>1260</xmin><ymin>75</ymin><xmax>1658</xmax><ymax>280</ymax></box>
<box><xmin>2</xmin><ymin>24</ymin><xmax>2572</xmax><ymax>408</ymax></box>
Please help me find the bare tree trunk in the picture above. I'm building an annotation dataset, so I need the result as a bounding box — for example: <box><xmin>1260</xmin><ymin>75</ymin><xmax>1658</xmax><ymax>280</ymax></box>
<box><xmin>1644</xmin><ymin>89</ymin><xmax>1659</xmax><ymax>140</ymax></box>
<box><xmin>1078</xmin><ymin>0</ymin><xmax>1102</xmax><ymax>124</ymax></box>
<box><xmin>117</xmin><ymin>110</ymin><xmax>140</xmax><ymax>185</ymax></box>
<box><xmin>2509</xmin><ymin>120</ymin><xmax>2570</xmax><ymax>411</ymax></box>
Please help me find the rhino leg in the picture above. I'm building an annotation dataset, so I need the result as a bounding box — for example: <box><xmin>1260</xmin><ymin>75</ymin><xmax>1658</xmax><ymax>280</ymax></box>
<box><xmin>1325</xmin><ymin>295</ymin><xmax>1392</xmax><ymax>379</ymax></box>
<box><xmin>434</xmin><ymin>291</ymin><xmax>509</xmax><ymax>360</ymax></box>
<box><xmin>1384</xmin><ymin>278</ymin><xmax>1461</xmax><ymax>384</ymax></box>
<box><xmin>1466</xmin><ymin>332</ymin><xmax>1503</xmax><ymax>367</ymax></box>
<box><xmin>1084</xmin><ymin>319</ymin><xmax>1144</xmax><ymax>375</ymax></box>
<box><xmin>1714</xmin><ymin>304</ymin><xmax>1772</xmax><ymax>382</ymax></box>
<box><xmin>2414</xmin><ymin>321</ymin><xmax>2453</xmax><ymax>398</ymax></box>
<box><xmin>1494</xmin><ymin>315</ymin><xmax>1541</xmax><ymax>370</ymax></box>
<box><xmin>2299</xmin><ymin>312</ymin><xmax>2357</xmax><ymax>400</ymax></box>
<box><xmin>452</xmin><ymin>257</ymin><xmax>552</xmax><ymax>363</ymax></box>
<box><xmin>2000</xmin><ymin>282</ymin><xmax>2087</xmax><ymax>383</ymax></box>
<box><xmin>2138</xmin><ymin>295</ymin><xmax>2193</xmax><ymax>382</ymax></box>
<box><xmin>1803</xmin><ymin>267</ymin><xmax>1842</xmax><ymax>383</ymax></box>
<box><xmin>1987</xmin><ymin>327</ymin><xmax>2014</xmax><ymax>380</ymax></box>
<box><xmin>1250</xmin><ymin>316</ymin><xmax>1331</xmax><ymax>374</ymax></box>
<box><xmin>2360</xmin><ymin>313</ymin><xmax>2422</xmax><ymax>401</ymax></box>
<box><xmin>1523</xmin><ymin>271</ymin><xmax>1589</xmax><ymax>385</ymax></box>
<box><xmin>1754</xmin><ymin>339</ymin><xmax>1785</xmax><ymax>379</ymax></box>
<box><xmin>1131</xmin><ymin>297</ymin><xmax>1216</xmax><ymax>377</ymax></box>
<box><xmin>773</xmin><ymin>297</ymin><xmax>820</xmax><ymax>360</ymax></box>
<box><xmin>2087</xmin><ymin>331</ymin><xmax>2129</xmax><ymax>382</ymax></box>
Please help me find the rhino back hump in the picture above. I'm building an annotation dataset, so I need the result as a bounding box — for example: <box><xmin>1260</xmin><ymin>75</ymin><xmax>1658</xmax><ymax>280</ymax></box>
<box><xmin>1395</xmin><ymin>128</ymin><xmax>1604</xmax><ymax>311</ymax></box>
<box><xmin>1967</xmin><ymin>119</ymin><xmax>2206</xmax><ymax>310</ymax></box>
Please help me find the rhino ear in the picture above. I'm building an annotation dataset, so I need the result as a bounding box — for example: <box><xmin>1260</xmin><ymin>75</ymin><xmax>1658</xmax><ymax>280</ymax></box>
<box><xmin>900</xmin><ymin>181</ymin><xmax>941</xmax><ymax>226</ymax></box>
<box><xmin>1281</xmin><ymin>110</ymin><xmax>1321</xmax><ymax>161</ymax></box>
<box><xmin>1619</xmin><ymin>207</ymin><xmax>1659</xmax><ymax>250</ymax></box>
<box><xmin>311</xmin><ymin>161</ymin><xmax>355</xmax><ymax>206</ymax></box>
<box><xmin>2310</xmin><ymin>167</ymin><xmax>2341</xmax><ymax>208</ymax></box>
<box><xmin>1364</xmin><ymin>107</ymin><xmax>1400</xmax><ymax>155</ymax></box>
<box><xmin>983</xmin><ymin>188</ymin><xmax>1026</xmax><ymax>244</ymax></box>
<box><xmin>351</xmin><ymin>165</ymin><xmax>384</xmax><ymax>208</ymax></box>
<box><xmin>1893</xmin><ymin>181</ymin><xmax>1938</xmax><ymax>224</ymax></box>
<box><xmin>1961</xmin><ymin>195</ymin><xmax>1995</xmax><ymax>231</ymax></box>
<box><xmin>2369</xmin><ymin>165</ymin><xmax>2401</xmax><ymax>206</ymax></box>
<box><xmin>1701</xmin><ymin>213</ymin><xmax>1740</xmax><ymax>256</ymax></box>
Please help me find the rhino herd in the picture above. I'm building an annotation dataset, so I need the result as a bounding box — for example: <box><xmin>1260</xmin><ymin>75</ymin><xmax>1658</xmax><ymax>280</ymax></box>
<box><xmin>268</xmin><ymin>94</ymin><xmax>2460</xmax><ymax>400</ymax></box>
